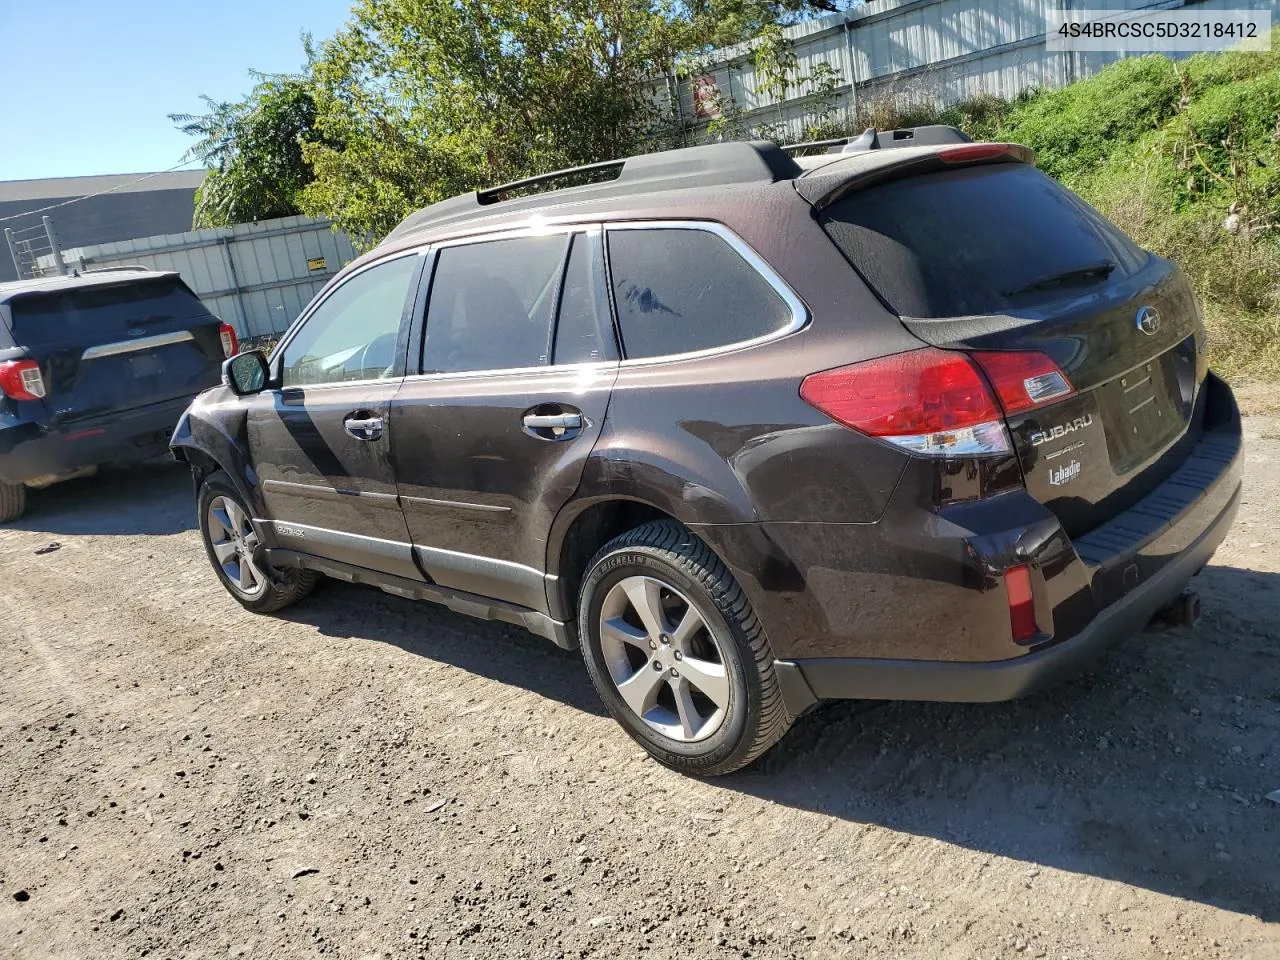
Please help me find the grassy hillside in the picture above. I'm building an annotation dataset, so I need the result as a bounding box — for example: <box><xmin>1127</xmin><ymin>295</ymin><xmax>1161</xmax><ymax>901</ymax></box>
<box><xmin>890</xmin><ymin>35</ymin><xmax>1280</xmax><ymax>382</ymax></box>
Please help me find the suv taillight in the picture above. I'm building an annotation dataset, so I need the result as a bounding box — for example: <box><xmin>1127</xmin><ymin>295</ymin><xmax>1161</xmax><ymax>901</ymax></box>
<box><xmin>970</xmin><ymin>351</ymin><xmax>1075</xmax><ymax>415</ymax></box>
<box><xmin>799</xmin><ymin>347</ymin><xmax>1074</xmax><ymax>456</ymax></box>
<box><xmin>801</xmin><ymin>347</ymin><xmax>1009</xmax><ymax>455</ymax></box>
<box><xmin>0</xmin><ymin>359</ymin><xmax>46</xmax><ymax>401</ymax></box>
<box><xmin>219</xmin><ymin>323</ymin><xmax>238</xmax><ymax>359</ymax></box>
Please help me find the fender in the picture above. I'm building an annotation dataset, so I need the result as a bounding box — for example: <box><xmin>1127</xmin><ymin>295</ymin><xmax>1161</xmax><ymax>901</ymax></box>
<box><xmin>169</xmin><ymin>386</ymin><xmax>270</xmax><ymax>531</ymax></box>
<box><xmin>543</xmin><ymin>441</ymin><xmax>814</xmax><ymax>634</ymax></box>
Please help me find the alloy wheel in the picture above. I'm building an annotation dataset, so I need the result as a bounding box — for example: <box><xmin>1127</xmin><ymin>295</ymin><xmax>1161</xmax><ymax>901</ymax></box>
<box><xmin>206</xmin><ymin>495</ymin><xmax>268</xmax><ymax>599</ymax></box>
<box><xmin>598</xmin><ymin>575</ymin><xmax>731</xmax><ymax>742</ymax></box>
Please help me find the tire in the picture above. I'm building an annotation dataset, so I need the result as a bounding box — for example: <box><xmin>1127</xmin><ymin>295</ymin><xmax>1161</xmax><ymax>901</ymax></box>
<box><xmin>197</xmin><ymin>471</ymin><xmax>317</xmax><ymax>614</ymax></box>
<box><xmin>0</xmin><ymin>481</ymin><xmax>26</xmax><ymax>523</ymax></box>
<box><xmin>578</xmin><ymin>520</ymin><xmax>793</xmax><ymax>776</ymax></box>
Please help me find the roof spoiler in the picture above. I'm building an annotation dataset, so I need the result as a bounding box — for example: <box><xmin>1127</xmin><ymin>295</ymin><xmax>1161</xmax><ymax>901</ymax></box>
<box><xmin>795</xmin><ymin>142</ymin><xmax>1037</xmax><ymax>211</ymax></box>
<box><xmin>781</xmin><ymin>125</ymin><xmax>972</xmax><ymax>156</ymax></box>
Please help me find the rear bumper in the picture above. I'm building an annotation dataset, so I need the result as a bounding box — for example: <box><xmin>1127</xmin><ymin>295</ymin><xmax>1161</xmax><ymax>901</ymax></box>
<box><xmin>744</xmin><ymin>372</ymin><xmax>1245</xmax><ymax>715</ymax></box>
<box><xmin>0</xmin><ymin>396</ymin><xmax>193</xmax><ymax>485</ymax></box>
<box><xmin>775</xmin><ymin>469</ymin><xmax>1239</xmax><ymax>713</ymax></box>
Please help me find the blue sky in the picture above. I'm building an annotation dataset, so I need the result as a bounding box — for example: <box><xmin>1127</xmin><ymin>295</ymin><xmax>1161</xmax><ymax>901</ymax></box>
<box><xmin>0</xmin><ymin>0</ymin><xmax>356</xmax><ymax>182</ymax></box>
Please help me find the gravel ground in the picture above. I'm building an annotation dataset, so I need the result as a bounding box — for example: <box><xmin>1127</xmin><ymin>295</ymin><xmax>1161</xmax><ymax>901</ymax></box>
<box><xmin>1</xmin><ymin>418</ymin><xmax>1278</xmax><ymax>960</ymax></box>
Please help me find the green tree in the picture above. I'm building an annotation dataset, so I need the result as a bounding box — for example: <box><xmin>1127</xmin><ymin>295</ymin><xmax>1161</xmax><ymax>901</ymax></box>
<box><xmin>299</xmin><ymin>0</ymin><xmax>850</xmax><ymax>240</ymax></box>
<box><xmin>299</xmin><ymin>0</ymin><xmax>702</xmax><ymax>239</ymax></box>
<box><xmin>171</xmin><ymin>70</ymin><xmax>322</xmax><ymax>228</ymax></box>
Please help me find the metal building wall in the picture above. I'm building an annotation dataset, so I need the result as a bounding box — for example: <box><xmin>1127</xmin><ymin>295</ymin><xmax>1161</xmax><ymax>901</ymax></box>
<box><xmin>49</xmin><ymin>216</ymin><xmax>358</xmax><ymax>338</ymax></box>
<box><xmin>671</xmin><ymin>0</ymin><xmax>1275</xmax><ymax>144</ymax></box>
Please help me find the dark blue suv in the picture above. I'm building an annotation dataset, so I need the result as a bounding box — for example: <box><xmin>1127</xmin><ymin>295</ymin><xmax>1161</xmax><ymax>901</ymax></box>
<box><xmin>0</xmin><ymin>269</ymin><xmax>235</xmax><ymax>521</ymax></box>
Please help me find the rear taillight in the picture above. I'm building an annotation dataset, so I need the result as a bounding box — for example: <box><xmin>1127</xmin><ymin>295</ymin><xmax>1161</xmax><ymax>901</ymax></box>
<box><xmin>801</xmin><ymin>348</ymin><xmax>1076</xmax><ymax>456</ymax></box>
<box><xmin>1005</xmin><ymin>565</ymin><xmax>1038</xmax><ymax>642</ymax></box>
<box><xmin>800</xmin><ymin>347</ymin><xmax>1010</xmax><ymax>455</ymax></box>
<box><xmin>0</xmin><ymin>359</ymin><xmax>46</xmax><ymax>401</ymax></box>
<box><xmin>219</xmin><ymin>323</ymin><xmax>238</xmax><ymax>359</ymax></box>
<box><xmin>971</xmin><ymin>351</ymin><xmax>1075</xmax><ymax>415</ymax></box>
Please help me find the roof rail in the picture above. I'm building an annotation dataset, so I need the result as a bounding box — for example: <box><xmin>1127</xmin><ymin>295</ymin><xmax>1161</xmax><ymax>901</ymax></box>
<box><xmin>78</xmin><ymin>264</ymin><xmax>154</xmax><ymax>274</ymax></box>
<box><xmin>477</xmin><ymin>158</ymin><xmax>626</xmax><ymax>205</ymax></box>
<box><xmin>385</xmin><ymin>141</ymin><xmax>801</xmax><ymax>241</ymax></box>
<box><xmin>781</xmin><ymin>125</ymin><xmax>972</xmax><ymax>156</ymax></box>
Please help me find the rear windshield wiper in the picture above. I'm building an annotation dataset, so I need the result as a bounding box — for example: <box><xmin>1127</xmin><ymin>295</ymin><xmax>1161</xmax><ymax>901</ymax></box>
<box><xmin>1003</xmin><ymin>260</ymin><xmax>1117</xmax><ymax>298</ymax></box>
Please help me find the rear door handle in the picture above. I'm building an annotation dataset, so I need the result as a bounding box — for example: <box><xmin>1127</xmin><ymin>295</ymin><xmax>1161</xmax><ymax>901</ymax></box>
<box><xmin>522</xmin><ymin>413</ymin><xmax>582</xmax><ymax>430</ymax></box>
<box><xmin>344</xmin><ymin>415</ymin><xmax>384</xmax><ymax>441</ymax></box>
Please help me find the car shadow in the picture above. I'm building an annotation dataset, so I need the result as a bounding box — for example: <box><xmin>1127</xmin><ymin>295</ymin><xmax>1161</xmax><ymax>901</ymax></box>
<box><xmin>726</xmin><ymin>563</ymin><xmax>1280</xmax><ymax>922</ymax></box>
<box><xmin>277</xmin><ymin>579</ymin><xmax>608</xmax><ymax>718</ymax></box>
<box><xmin>286</xmin><ymin>564</ymin><xmax>1277</xmax><ymax>921</ymax></box>
<box><xmin>11</xmin><ymin>459</ymin><xmax>196</xmax><ymax>536</ymax></box>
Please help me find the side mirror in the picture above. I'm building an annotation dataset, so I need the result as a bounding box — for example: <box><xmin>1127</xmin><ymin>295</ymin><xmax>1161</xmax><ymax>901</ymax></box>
<box><xmin>222</xmin><ymin>350</ymin><xmax>270</xmax><ymax>395</ymax></box>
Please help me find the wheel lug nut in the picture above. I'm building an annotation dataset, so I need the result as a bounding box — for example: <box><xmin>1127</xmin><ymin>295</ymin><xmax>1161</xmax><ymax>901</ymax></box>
<box><xmin>660</xmin><ymin>634</ymin><xmax>670</xmax><ymax>645</ymax></box>
<box><xmin>652</xmin><ymin>661</ymin><xmax>663</xmax><ymax>672</ymax></box>
<box><xmin>674</xmin><ymin>651</ymin><xmax>683</xmax><ymax>660</ymax></box>
<box><xmin>670</xmin><ymin>668</ymin><xmax>679</xmax><ymax>677</ymax></box>
<box><xmin>648</xmin><ymin>639</ymin><xmax>657</xmax><ymax>650</ymax></box>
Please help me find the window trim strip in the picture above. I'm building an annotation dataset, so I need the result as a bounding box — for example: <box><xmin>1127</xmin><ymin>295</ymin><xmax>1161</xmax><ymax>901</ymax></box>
<box><xmin>268</xmin><ymin>218</ymin><xmax>808</xmax><ymax>386</ymax></box>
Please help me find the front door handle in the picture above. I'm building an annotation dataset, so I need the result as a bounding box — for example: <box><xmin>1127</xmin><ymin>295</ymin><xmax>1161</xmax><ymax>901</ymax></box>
<box><xmin>522</xmin><ymin>412</ymin><xmax>583</xmax><ymax>430</ymax></box>
<box><xmin>344</xmin><ymin>415</ymin><xmax>384</xmax><ymax>441</ymax></box>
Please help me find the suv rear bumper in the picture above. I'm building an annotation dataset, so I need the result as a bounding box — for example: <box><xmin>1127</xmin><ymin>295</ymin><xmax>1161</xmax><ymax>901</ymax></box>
<box><xmin>774</xmin><ymin>468</ymin><xmax>1239</xmax><ymax>713</ymax></box>
<box><xmin>0</xmin><ymin>396</ymin><xmax>193</xmax><ymax>486</ymax></box>
<box><xmin>748</xmin><ymin>374</ymin><xmax>1244</xmax><ymax>715</ymax></box>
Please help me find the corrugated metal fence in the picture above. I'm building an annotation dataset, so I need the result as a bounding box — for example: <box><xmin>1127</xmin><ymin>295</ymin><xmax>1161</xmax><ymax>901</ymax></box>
<box><xmin>670</xmin><ymin>0</ymin><xmax>1275</xmax><ymax>143</ymax></box>
<box><xmin>47</xmin><ymin>216</ymin><xmax>357</xmax><ymax>339</ymax></box>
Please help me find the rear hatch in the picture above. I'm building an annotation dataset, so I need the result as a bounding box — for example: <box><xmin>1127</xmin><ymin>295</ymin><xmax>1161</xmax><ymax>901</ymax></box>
<box><xmin>6</xmin><ymin>275</ymin><xmax>226</xmax><ymax>424</ymax></box>
<box><xmin>813</xmin><ymin>159</ymin><xmax>1206</xmax><ymax>538</ymax></box>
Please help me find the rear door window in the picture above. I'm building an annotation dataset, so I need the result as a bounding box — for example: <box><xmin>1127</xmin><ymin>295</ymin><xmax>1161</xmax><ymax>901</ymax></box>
<box><xmin>606</xmin><ymin>227</ymin><xmax>796</xmax><ymax>360</ymax></box>
<box><xmin>422</xmin><ymin>234</ymin><xmax>568</xmax><ymax>374</ymax></box>
<box><xmin>818</xmin><ymin>164</ymin><xmax>1147</xmax><ymax>319</ymax></box>
<box><xmin>8</xmin><ymin>278</ymin><xmax>211</xmax><ymax>346</ymax></box>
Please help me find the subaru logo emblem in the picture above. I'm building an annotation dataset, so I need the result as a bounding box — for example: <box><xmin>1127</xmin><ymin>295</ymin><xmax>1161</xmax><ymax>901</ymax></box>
<box><xmin>127</xmin><ymin>326</ymin><xmax>146</xmax><ymax>337</ymax></box>
<box><xmin>1136</xmin><ymin>306</ymin><xmax>1160</xmax><ymax>336</ymax></box>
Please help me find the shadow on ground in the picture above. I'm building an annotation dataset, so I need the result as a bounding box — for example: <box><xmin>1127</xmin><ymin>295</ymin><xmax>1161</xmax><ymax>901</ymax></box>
<box><xmin>11</xmin><ymin>459</ymin><xmax>194</xmax><ymax>537</ymax></box>
<box><xmin>288</xmin><ymin>564</ymin><xmax>1280</xmax><ymax>922</ymax></box>
<box><xmin>281</xmin><ymin>578</ymin><xmax>609</xmax><ymax>719</ymax></box>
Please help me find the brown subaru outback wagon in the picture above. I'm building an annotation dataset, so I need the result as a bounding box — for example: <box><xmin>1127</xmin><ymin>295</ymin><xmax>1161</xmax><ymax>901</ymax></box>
<box><xmin>172</xmin><ymin>127</ymin><xmax>1242</xmax><ymax>775</ymax></box>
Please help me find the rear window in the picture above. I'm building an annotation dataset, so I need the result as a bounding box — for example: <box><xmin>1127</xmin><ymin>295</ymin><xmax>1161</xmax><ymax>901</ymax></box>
<box><xmin>818</xmin><ymin>164</ymin><xmax>1147</xmax><ymax>319</ymax></box>
<box><xmin>8</xmin><ymin>279</ymin><xmax>211</xmax><ymax>345</ymax></box>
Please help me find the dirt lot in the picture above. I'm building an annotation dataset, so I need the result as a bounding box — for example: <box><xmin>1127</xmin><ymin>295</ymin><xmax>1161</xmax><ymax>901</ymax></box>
<box><xmin>1</xmin><ymin>419</ymin><xmax>1278</xmax><ymax>960</ymax></box>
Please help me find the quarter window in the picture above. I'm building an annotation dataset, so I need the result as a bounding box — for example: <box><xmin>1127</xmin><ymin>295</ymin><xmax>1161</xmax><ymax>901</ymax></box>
<box><xmin>281</xmin><ymin>254</ymin><xmax>418</xmax><ymax>387</ymax></box>
<box><xmin>606</xmin><ymin>227</ymin><xmax>795</xmax><ymax>361</ymax></box>
<box><xmin>422</xmin><ymin>234</ymin><xmax>568</xmax><ymax>374</ymax></box>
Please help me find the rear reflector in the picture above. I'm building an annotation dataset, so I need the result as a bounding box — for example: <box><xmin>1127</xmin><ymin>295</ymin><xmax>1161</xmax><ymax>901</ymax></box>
<box><xmin>66</xmin><ymin>427</ymin><xmax>107</xmax><ymax>442</ymax></box>
<box><xmin>799</xmin><ymin>347</ymin><xmax>1011</xmax><ymax>455</ymax></box>
<box><xmin>219</xmin><ymin>323</ymin><xmax>239</xmax><ymax>359</ymax></box>
<box><xmin>971</xmin><ymin>351</ymin><xmax>1075</xmax><ymax>416</ymax></box>
<box><xmin>1005</xmin><ymin>565</ymin><xmax>1038</xmax><ymax>642</ymax></box>
<box><xmin>0</xmin><ymin>359</ymin><xmax>46</xmax><ymax>401</ymax></box>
